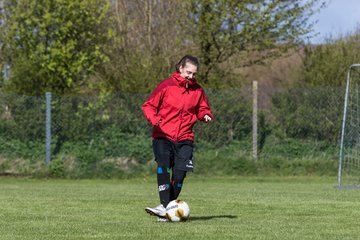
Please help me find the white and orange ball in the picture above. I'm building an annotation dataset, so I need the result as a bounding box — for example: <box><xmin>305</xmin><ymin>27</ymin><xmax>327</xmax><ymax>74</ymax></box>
<box><xmin>165</xmin><ymin>200</ymin><xmax>190</xmax><ymax>222</ymax></box>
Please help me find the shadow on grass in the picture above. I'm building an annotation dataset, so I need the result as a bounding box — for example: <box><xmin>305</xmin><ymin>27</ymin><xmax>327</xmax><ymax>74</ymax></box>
<box><xmin>189</xmin><ymin>215</ymin><xmax>237</xmax><ymax>221</ymax></box>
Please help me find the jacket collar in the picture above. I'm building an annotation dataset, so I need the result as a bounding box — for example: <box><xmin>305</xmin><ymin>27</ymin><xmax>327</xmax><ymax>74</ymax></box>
<box><xmin>171</xmin><ymin>72</ymin><xmax>196</xmax><ymax>89</ymax></box>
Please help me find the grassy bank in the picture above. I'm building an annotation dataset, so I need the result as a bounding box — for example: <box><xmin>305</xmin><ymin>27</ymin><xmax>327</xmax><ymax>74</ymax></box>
<box><xmin>0</xmin><ymin>136</ymin><xmax>339</xmax><ymax>177</ymax></box>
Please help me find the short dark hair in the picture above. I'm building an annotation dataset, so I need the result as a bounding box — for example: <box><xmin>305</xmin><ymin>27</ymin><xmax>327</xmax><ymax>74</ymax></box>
<box><xmin>175</xmin><ymin>55</ymin><xmax>200</xmax><ymax>72</ymax></box>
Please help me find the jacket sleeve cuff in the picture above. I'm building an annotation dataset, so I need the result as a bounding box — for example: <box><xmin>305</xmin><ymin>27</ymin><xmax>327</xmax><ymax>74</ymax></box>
<box><xmin>198</xmin><ymin>113</ymin><xmax>213</xmax><ymax>121</ymax></box>
<box><xmin>151</xmin><ymin>116</ymin><xmax>162</xmax><ymax>126</ymax></box>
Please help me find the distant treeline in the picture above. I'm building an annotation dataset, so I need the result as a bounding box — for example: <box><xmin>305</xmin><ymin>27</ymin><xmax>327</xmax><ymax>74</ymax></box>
<box><xmin>0</xmin><ymin>0</ymin><xmax>325</xmax><ymax>95</ymax></box>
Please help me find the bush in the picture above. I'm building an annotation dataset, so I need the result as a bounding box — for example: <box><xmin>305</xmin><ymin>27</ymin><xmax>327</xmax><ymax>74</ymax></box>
<box><xmin>195</xmin><ymin>138</ymin><xmax>337</xmax><ymax>176</ymax></box>
<box><xmin>0</xmin><ymin>94</ymin><xmax>45</xmax><ymax>141</ymax></box>
<box><xmin>194</xmin><ymin>89</ymin><xmax>252</xmax><ymax>147</ymax></box>
<box><xmin>271</xmin><ymin>87</ymin><xmax>343</xmax><ymax>143</ymax></box>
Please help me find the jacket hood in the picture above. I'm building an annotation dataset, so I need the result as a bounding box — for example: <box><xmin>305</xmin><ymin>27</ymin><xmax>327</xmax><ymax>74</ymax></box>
<box><xmin>172</xmin><ymin>72</ymin><xmax>197</xmax><ymax>89</ymax></box>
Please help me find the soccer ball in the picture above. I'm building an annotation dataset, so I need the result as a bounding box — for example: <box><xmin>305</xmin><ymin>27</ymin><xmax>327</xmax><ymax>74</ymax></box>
<box><xmin>165</xmin><ymin>199</ymin><xmax>190</xmax><ymax>222</ymax></box>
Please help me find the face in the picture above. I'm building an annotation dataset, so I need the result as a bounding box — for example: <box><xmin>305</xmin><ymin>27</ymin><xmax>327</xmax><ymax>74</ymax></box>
<box><xmin>179</xmin><ymin>63</ymin><xmax>197</xmax><ymax>81</ymax></box>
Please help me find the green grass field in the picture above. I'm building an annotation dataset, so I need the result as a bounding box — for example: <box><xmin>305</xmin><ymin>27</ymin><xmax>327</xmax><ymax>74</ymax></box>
<box><xmin>1</xmin><ymin>176</ymin><xmax>360</xmax><ymax>240</ymax></box>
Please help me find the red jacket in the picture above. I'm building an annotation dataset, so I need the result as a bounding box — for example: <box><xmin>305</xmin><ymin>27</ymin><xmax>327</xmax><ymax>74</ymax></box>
<box><xmin>142</xmin><ymin>72</ymin><xmax>213</xmax><ymax>142</ymax></box>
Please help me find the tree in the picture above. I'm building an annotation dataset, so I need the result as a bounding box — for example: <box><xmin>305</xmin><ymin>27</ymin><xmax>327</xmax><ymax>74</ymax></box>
<box><xmin>0</xmin><ymin>0</ymin><xmax>113</xmax><ymax>95</ymax></box>
<box><xmin>102</xmin><ymin>0</ymin><xmax>194</xmax><ymax>93</ymax></box>
<box><xmin>190</xmin><ymin>0</ymin><xmax>327</xmax><ymax>84</ymax></box>
<box><xmin>303</xmin><ymin>29</ymin><xmax>360</xmax><ymax>87</ymax></box>
<box><xmin>270</xmin><ymin>28</ymin><xmax>360</xmax><ymax>143</ymax></box>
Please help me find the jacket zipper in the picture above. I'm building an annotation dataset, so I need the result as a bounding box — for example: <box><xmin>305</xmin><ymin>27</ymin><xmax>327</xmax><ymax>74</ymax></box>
<box><xmin>176</xmin><ymin>93</ymin><xmax>185</xmax><ymax>141</ymax></box>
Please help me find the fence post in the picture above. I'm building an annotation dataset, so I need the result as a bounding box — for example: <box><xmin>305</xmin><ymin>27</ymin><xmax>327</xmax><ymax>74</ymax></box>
<box><xmin>252</xmin><ymin>81</ymin><xmax>258</xmax><ymax>161</ymax></box>
<box><xmin>45</xmin><ymin>92</ymin><xmax>52</xmax><ymax>164</ymax></box>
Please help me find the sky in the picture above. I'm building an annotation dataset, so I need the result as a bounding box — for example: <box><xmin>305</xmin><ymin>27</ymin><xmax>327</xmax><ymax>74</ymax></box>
<box><xmin>309</xmin><ymin>0</ymin><xmax>360</xmax><ymax>43</ymax></box>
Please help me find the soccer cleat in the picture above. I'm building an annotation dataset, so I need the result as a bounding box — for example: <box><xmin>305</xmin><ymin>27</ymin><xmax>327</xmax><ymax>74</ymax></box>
<box><xmin>145</xmin><ymin>204</ymin><xmax>166</xmax><ymax>218</ymax></box>
<box><xmin>157</xmin><ymin>217</ymin><xmax>169</xmax><ymax>222</ymax></box>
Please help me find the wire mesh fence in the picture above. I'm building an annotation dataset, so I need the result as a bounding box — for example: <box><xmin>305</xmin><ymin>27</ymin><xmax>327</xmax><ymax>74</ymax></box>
<box><xmin>0</xmin><ymin>85</ymin><xmax>345</xmax><ymax>177</ymax></box>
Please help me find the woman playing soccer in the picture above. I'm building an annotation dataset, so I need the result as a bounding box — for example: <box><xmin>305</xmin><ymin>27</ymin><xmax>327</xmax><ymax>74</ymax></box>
<box><xmin>142</xmin><ymin>55</ymin><xmax>213</xmax><ymax>221</ymax></box>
